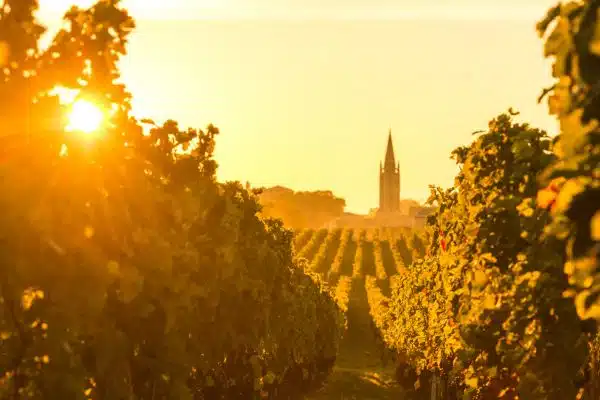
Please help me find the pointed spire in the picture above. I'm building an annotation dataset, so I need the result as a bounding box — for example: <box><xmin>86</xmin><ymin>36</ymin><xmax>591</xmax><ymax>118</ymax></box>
<box><xmin>384</xmin><ymin>129</ymin><xmax>395</xmax><ymax>167</ymax></box>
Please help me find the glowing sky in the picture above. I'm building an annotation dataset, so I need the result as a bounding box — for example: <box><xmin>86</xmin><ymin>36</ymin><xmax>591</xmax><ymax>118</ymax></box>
<box><xmin>39</xmin><ymin>1</ymin><xmax>556</xmax><ymax>20</ymax></box>
<box><xmin>38</xmin><ymin>0</ymin><xmax>560</xmax><ymax>213</ymax></box>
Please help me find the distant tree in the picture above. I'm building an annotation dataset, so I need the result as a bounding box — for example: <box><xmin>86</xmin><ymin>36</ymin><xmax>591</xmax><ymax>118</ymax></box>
<box><xmin>399</xmin><ymin>199</ymin><xmax>420</xmax><ymax>215</ymax></box>
<box><xmin>257</xmin><ymin>186</ymin><xmax>346</xmax><ymax>228</ymax></box>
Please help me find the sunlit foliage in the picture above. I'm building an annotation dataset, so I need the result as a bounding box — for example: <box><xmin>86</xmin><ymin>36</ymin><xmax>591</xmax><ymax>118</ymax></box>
<box><xmin>0</xmin><ymin>1</ymin><xmax>342</xmax><ymax>398</ymax></box>
<box><xmin>536</xmin><ymin>0</ymin><xmax>600</xmax><ymax>322</ymax></box>
<box><xmin>385</xmin><ymin>111</ymin><xmax>588</xmax><ymax>399</ymax></box>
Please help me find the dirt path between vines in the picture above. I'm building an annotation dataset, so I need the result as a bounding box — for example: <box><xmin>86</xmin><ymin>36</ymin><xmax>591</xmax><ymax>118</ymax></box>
<box><xmin>307</xmin><ymin>277</ymin><xmax>405</xmax><ymax>400</ymax></box>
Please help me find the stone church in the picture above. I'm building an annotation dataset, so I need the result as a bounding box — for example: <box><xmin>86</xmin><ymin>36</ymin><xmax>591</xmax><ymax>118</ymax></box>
<box><xmin>328</xmin><ymin>130</ymin><xmax>433</xmax><ymax>229</ymax></box>
<box><xmin>378</xmin><ymin>131</ymin><xmax>401</xmax><ymax>214</ymax></box>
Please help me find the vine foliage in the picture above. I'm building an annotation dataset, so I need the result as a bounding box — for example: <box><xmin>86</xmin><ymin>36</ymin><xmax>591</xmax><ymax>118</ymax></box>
<box><xmin>387</xmin><ymin>111</ymin><xmax>587</xmax><ymax>399</ymax></box>
<box><xmin>536</xmin><ymin>0</ymin><xmax>600</xmax><ymax>321</ymax></box>
<box><xmin>0</xmin><ymin>1</ymin><xmax>342</xmax><ymax>398</ymax></box>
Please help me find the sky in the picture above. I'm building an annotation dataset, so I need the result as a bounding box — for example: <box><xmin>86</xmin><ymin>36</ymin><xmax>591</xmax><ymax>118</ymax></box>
<box><xmin>38</xmin><ymin>0</ymin><xmax>560</xmax><ymax>214</ymax></box>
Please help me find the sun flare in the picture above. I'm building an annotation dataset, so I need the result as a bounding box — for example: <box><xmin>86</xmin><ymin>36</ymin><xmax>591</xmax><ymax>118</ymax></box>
<box><xmin>67</xmin><ymin>99</ymin><xmax>104</xmax><ymax>134</ymax></box>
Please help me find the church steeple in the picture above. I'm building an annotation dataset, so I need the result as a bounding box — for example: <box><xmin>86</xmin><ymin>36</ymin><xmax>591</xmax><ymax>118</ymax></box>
<box><xmin>384</xmin><ymin>129</ymin><xmax>395</xmax><ymax>168</ymax></box>
<box><xmin>379</xmin><ymin>129</ymin><xmax>401</xmax><ymax>213</ymax></box>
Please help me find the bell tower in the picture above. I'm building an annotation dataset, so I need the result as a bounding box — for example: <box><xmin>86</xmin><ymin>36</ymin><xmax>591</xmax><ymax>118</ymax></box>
<box><xmin>379</xmin><ymin>130</ymin><xmax>400</xmax><ymax>212</ymax></box>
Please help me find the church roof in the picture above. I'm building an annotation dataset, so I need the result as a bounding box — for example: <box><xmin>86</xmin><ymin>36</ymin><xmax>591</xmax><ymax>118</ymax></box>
<box><xmin>384</xmin><ymin>129</ymin><xmax>396</xmax><ymax>166</ymax></box>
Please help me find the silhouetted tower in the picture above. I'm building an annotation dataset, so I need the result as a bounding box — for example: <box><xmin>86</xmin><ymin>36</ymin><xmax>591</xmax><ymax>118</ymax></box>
<box><xmin>379</xmin><ymin>130</ymin><xmax>400</xmax><ymax>212</ymax></box>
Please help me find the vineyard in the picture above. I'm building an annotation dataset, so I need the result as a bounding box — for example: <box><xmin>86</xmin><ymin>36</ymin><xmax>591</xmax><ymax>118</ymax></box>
<box><xmin>294</xmin><ymin>227</ymin><xmax>424</xmax><ymax>288</ymax></box>
<box><xmin>293</xmin><ymin>227</ymin><xmax>426</xmax><ymax>399</ymax></box>
<box><xmin>2</xmin><ymin>0</ymin><xmax>600</xmax><ymax>399</ymax></box>
<box><xmin>0</xmin><ymin>2</ymin><xmax>346</xmax><ymax>399</ymax></box>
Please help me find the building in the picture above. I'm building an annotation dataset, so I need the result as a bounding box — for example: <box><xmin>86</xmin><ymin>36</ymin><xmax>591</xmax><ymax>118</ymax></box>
<box><xmin>411</xmin><ymin>205</ymin><xmax>436</xmax><ymax>228</ymax></box>
<box><xmin>326</xmin><ymin>129</ymin><xmax>435</xmax><ymax>229</ymax></box>
<box><xmin>378</xmin><ymin>130</ymin><xmax>401</xmax><ymax>213</ymax></box>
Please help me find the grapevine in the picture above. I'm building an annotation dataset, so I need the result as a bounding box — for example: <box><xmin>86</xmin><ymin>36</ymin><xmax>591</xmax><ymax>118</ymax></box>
<box><xmin>364</xmin><ymin>276</ymin><xmax>393</xmax><ymax>356</ymax></box>
<box><xmin>352</xmin><ymin>230</ymin><xmax>366</xmax><ymax>278</ymax></box>
<box><xmin>386</xmin><ymin>111</ymin><xmax>588</xmax><ymax>399</ymax></box>
<box><xmin>536</xmin><ymin>0</ymin><xmax>600</xmax><ymax>322</ymax></box>
<box><xmin>333</xmin><ymin>276</ymin><xmax>353</xmax><ymax>315</ymax></box>
<box><xmin>310</xmin><ymin>228</ymin><xmax>342</xmax><ymax>275</ymax></box>
<box><xmin>294</xmin><ymin>229</ymin><xmax>313</xmax><ymax>251</ymax></box>
<box><xmin>296</xmin><ymin>229</ymin><xmax>328</xmax><ymax>263</ymax></box>
<box><xmin>386</xmin><ymin>229</ymin><xmax>408</xmax><ymax>274</ymax></box>
<box><xmin>327</xmin><ymin>229</ymin><xmax>353</xmax><ymax>285</ymax></box>
<box><xmin>0</xmin><ymin>2</ymin><xmax>343</xmax><ymax>398</ymax></box>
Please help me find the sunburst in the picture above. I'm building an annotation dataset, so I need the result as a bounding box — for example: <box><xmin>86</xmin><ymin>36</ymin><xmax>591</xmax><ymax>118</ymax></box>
<box><xmin>66</xmin><ymin>99</ymin><xmax>104</xmax><ymax>134</ymax></box>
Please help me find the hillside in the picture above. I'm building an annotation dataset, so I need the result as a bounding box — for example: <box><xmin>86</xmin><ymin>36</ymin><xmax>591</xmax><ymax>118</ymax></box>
<box><xmin>292</xmin><ymin>228</ymin><xmax>427</xmax><ymax>399</ymax></box>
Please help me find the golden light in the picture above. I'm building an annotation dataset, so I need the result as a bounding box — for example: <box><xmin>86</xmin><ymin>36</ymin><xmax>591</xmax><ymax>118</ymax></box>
<box><xmin>0</xmin><ymin>41</ymin><xmax>9</xmax><ymax>67</ymax></box>
<box><xmin>50</xmin><ymin>86</ymin><xmax>79</xmax><ymax>105</ymax></box>
<box><xmin>66</xmin><ymin>99</ymin><xmax>104</xmax><ymax>134</ymax></box>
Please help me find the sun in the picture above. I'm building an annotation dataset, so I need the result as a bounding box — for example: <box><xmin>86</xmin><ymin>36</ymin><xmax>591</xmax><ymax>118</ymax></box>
<box><xmin>66</xmin><ymin>99</ymin><xmax>104</xmax><ymax>134</ymax></box>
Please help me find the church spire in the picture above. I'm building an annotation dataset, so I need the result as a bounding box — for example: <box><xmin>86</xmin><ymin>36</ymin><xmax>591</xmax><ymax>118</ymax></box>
<box><xmin>379</xmin><ymin>129</ymin><xmax>401</xmax><ymax>213</ymax></box>
<box><xmin>384</xmin><ymin>129</ymin><xmax>395</xmax><ymax>167</ymax></box>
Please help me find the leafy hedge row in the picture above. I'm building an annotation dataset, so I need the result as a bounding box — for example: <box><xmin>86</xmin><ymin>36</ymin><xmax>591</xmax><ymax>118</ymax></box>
<box><xmin>385</xmin><ymin>112</ymin><xmax>588</xmax><ymax>399</ymax></box>
<box><xmin>376</xmin><ymin>2</ymin><xmax>600</xmax><ymax>398</ymax></box>
<box><xmin>0</xmin><ymin>1</ymin><xmax>342</xmax><ymax>398</ymax></box>
<box><xmin>308</xmin><ymin>228</ymin><xmax>342</xmax><ymax>273</ymax></box>
<box><xmin>536</xmin><ymin>0</ymin><xmax>600</xmax><ymax>321</ymax></box>
<box><xmin>327</xmin><ymin>229</ymin><xmax>353</xmax><ymax>284</ymax></box>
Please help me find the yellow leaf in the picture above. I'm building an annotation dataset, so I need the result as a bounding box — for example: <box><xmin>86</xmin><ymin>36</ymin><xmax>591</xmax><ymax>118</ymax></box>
<box><xmin>21</xmin><ymin>288</ymin><xmax>44</xmax><ymax>310</ymax></box>
<box><xmin>536</xmin><ymin>188</ymin><xmax>556</xmax><ymax>209</ymax></box>
<box><xmin>522</xmin><ymin>207</ymin><xmax>534</xmax><ymax>217</ymax></box>
<box><xmin>590</xmin><ymin>9</ymin><xmax>600</xmax><ymax>55</ymax></box>
<box><xmin>564</xmin><ymin>261</ymin><xmax>574</xmax><ymax>275</ymax></box>
<box><xmin>465</xmin><ymin>376</ymin><xmax>478</xmax><ymax>388</ymax></box>
<box><xmin>590</xmin><ymin>40</ymin><xmax>600</xmax><ymax>56</ymax></box>
<box><xmin>473</xmin><ymin>270</ymin><xmax>488</xmax><ymax>287</ymax></box>
<box><xmin>552</xmin><ymin>178</ymin><xmax>586</xmax><ymax>215</ymax></box>
<box><xmin>591</xmin><ymin>211</ymin><xmax>600</xmax><ymax>241</ymax></box>
<box><xmin>483</xmin><ymin>294</ymin><xmax>496</xmax><ymax>309</ymax></box>
<box><xmin>575</xmin><ymin>289</ymin><xmax>600</xmax><ymax>320</ymax></box>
